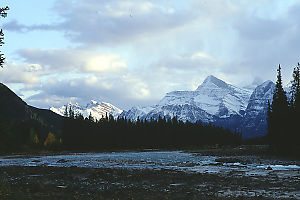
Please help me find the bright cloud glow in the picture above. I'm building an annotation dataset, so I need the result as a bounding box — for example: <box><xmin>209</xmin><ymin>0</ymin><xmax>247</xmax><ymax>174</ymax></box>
<box><xmin>85</xmin><ymin>54</ymin><xmax>127</xmax><ymax>74</ymax></box>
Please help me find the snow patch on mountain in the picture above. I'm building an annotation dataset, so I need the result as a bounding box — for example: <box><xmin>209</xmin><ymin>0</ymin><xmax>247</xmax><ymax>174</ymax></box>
<box><xmin>50</xmin><ymin>100</ymin><xmax>123</xmax><ymax>120</ymax></box>
<box><xmin>121</xmin><ymin>75</ymin><xmax>252</xmax><ymax>122</ymax></box>
<box><xmin>195</xmin><ymin>75</ymin><xmax>252</xmax><ymax>117</ymax></box>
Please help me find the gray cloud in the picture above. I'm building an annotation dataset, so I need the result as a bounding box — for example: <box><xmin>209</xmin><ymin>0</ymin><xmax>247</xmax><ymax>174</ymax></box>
<box><xmin>25</xmin><ymin>75</ymin><xmax>157</xmax><ymax>110</ymax></box>
<box><xmin>0</xmin><ymin>61</ymin><xmax>41</xmax><ymax>85</ymax></box>
<box><xmin>144</xmin><ymin>52</ymin><xmax>225</xmax><ymax>90</ymax></box>
<box><xmin>17</xmin><ymin>48</ymin><xmax>227</xmax><ymax>109</ymax></box>
<box><xmin>4</xmin><ymin>0</ymin><xmax>300</xmax><ymax>109</ymax></box>
<box><xmin>5</xmin><ymin>0</ymin><xmax>197</xmax><ymax>46</ymax></box>
<box><xmin>3</xmin><ymin>19</ymin><xmax>59</xmax><ymax>33</ymax></box>
<box><xmin>236</xmin><ymin>17</ymin><xmax>288</xmax><ymax>41</ymax></box>
<box><xmin>223</xmin><ymin>1</ymin><xmax>300</xmax><ymax>85</ymax></box>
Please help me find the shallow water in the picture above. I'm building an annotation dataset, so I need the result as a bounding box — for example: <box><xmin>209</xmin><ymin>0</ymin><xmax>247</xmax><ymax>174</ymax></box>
<box><xmin>0</xmin><ymin>151</ymin><xmax>299</xmax><ymax>176</ymax></box>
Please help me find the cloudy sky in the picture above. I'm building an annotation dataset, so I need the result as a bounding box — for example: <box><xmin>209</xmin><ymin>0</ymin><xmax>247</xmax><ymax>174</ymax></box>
<box><xmin>0</xmin><ymin>0</ymin><xmax>300</xmax><ymax>110</ymax></box>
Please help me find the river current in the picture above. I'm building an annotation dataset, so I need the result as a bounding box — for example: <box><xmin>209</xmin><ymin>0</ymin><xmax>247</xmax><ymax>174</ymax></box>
<box><xmin>0</xmin><ymin>151</ymin><xmax>299</xmax><ymax>176</ymax></box>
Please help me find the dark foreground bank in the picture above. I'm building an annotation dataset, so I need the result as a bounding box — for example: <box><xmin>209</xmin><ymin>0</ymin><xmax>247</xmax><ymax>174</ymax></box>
<box><xmin>0</xmin><ymin>164</ymin><xmax>299</xmax><ymax>200</ymax></box>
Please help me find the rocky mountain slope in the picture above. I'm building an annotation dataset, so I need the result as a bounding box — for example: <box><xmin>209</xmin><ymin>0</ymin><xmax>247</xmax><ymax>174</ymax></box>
<box><xmin>240</xmin><ymin>80</ymin><xmax>275</xmax><ymax>138</ymax></box>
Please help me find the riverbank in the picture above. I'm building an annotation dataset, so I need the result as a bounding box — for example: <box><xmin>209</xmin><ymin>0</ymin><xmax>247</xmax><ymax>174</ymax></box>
<box><xmin>0</xmin><ymin>146</ymin><xmax>299</xmax><ymax>199</ymax></box>
<box><xmin>0</xmin><ymin>164</ymin><xmax>299</xmax><ymax>200</ymax></box>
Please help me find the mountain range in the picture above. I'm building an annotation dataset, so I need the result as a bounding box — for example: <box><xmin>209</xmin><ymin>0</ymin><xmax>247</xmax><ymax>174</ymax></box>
<box><xmin>50</xmin><ymin>75</ymin><xmax>275</xmax><ymax>138</ymax></box>
<box><xmin>50</xmin><ymin>100</ymin><xmax>122</xmax><ymax>120</ymax></box>
<box><xmin>120</xmin><ymin>75</ymin><xmax>275</xmax><ymax>138</ymax></box>
<box><xmin>2</xmin><ymin>74</ymin><xmax>275</xmax><ymax>139</ymax></box>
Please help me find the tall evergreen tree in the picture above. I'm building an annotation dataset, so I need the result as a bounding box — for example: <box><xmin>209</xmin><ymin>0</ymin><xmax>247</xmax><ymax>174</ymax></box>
<box><xmin>269</xmin><ymin>65</ymin><xmax>289</xmax><ymax>150</ymax></box>
<box><xmin>68</xmin><ymin>106</ymin><xmax>75</xmax><ymax>119</ymax></box>
<box><xmin>290</xmin><ymin>64</ymin><xmax>300</xmax><ymax>111</ymax></box>
<box><xmin>64</xmin><ymin>105</ymin><xmax>69</xmax><ymax>117</ymax></box>
<box><xmin>266</xmin><ymin>100</ymin><xmax>272</xmax><ymax>137</ymax></box>
<box><xmin>289</xmin><ymin>63</ymin><xmax>300</xmax><ymax>148</ymax></box>
<box><xmin>273</xmin><ymin>65</ymin><xmax>288</xmax><ymax>106</ymax></box>
<box><xmin>0</xmin><ymin>6</ymin><xmax>9</xmax><ymax>68</ymax></box>
<box><xmin>88</xmin><ymin>112</ymin><xmax>94</xmax><ymax>122</ymax></box>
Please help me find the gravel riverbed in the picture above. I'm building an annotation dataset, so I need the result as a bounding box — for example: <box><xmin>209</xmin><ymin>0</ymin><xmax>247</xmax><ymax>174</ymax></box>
<box><xmin>0</xmin><ymin>148</ymin><xmax>299</xmax><ymax>199</ymax></box>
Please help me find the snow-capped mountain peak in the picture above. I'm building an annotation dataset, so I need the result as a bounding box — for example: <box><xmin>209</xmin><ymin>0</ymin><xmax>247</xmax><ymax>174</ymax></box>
<box><xmin>121</xmin><ymin>76</ymin><xmax>278</xmax><ymax>138</ymax></box>
<box><xmin>194</xmin><ymin>76</ymin><xmax>252</xmax><ymax>117</ymax></box>
<box><xmin>121</xmin><ymin>75</ymin><xmax>253</xmax><ymax>122</ymax></box>
<box><xmin>196</xmin><ymin>75</ymin><xmax>229</xmax><ymax>91</ymax></box>
<box><xmin>50</xmin><ymin>100</ymin><xmax>123</xmax><ymax>120</ymax></box>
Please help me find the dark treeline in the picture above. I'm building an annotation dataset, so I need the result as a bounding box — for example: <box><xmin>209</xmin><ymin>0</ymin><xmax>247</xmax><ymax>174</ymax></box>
<box><xmin>0</xmin><ymin>112</ymin><xmax>62</xmax><ymax>152</ymax></box>
<box><xmin>267</xmin><ymin>63</ymin><xmax>300</xmax><ymax>156</ymax></box>
<box><xmin>0</xmin><ymin>120</ymin><xmax>34</xmax><ymax>152</ymax></box>
<box><xmin>0</xmin><ymin>119</ymin><xmax>53</xmax><ymax>152</ymax></box>
<box><xmin>61</xmin><ymin>112</ymin><xmax>241</xmax><ymax>151</ymax></box>
<box><xmin>0</xmin><ymin>106</ymin><xmax>241</xmax><ymax>152</ymax></box>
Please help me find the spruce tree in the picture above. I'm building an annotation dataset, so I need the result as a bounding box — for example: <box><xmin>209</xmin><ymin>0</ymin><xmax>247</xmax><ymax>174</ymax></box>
<box><xmin>0</xmin><ymin>6</ymin><xmax>9</xmax><ymax>68</ymax></box>
<box><xmin>266</xmin><ymin>100</ymin><xmax>272</xmax><ymax>139</ymax></box>
<box><xmin>289</xmin><ymin>63</ymin><xmax>300</xmax><ymax>149</ymax></box>
<box><xmin>269</xmin><ymin>65</ymin><xmax>289</xmax><ymax>150</ymax></box>
<box><xmin>64</xmin><ymin>105</ymin><xmax>69</xmax><ymax>117</ymax></box>
<box><xmin>75</xmin><ymin>113</ymin><xmax>84</xmax><ymax>121</ymax></box>
<box><xmin>290</xmin><ymin>64</ymin><xmax>300</xmax><ymax>111</ymax></box>
<box><xmin>68</xmin><ymin>106</ymin><xmax>75</xmax><ymax>119</ymax></box>
<box><xmin>88</xmin><ymin>112</ymin><xmax>94</xmax><ymax>122</ymax></box>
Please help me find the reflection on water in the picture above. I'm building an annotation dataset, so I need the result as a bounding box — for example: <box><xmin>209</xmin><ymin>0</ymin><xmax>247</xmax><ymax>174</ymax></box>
<box><xmin>0</xmin><ymin>151</ymin><xmax>299</xmax><ymax>176</ymax></box>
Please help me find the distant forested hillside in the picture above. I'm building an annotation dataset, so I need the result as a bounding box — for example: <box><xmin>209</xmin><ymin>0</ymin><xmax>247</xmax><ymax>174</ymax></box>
<box><xmin>0</xmin><ymin>83</ymin><xmax>63</xmax><ymax>151</ymax></box>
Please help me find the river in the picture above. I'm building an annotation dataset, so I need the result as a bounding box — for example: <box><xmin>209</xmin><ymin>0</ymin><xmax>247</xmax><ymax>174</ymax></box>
<box><xmin>0</xmin><ymin>151</ymin><xmax>299</xmax><ymax>176</ymax></box>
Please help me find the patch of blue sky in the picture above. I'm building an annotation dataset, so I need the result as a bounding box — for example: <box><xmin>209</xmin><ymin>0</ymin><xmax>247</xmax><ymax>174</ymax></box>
<box><xmin>3</xmin><ymin>0</ymin><xmax>60</xmax><ymax>25</ymax></box>
<box><xmin>1</xmin><ymin>0</ymin><xmax>71</xmax><ymax>61</ymax></box>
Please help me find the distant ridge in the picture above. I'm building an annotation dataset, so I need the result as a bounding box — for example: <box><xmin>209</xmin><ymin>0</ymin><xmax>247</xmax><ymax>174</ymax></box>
<box><xmin>50</xmin><ymin>100</ymin><xmax>123</xmax><ymax>120</ymax></box>
<box><xmin>121</xmin><ymin>76</ymin><xmax>276</xmax><ymax>138</ymax></box>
